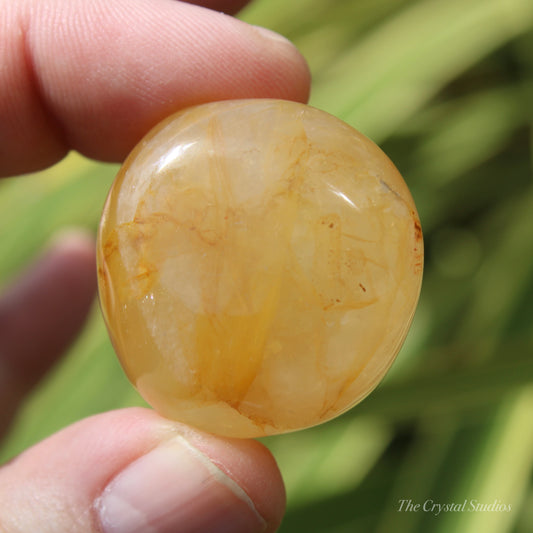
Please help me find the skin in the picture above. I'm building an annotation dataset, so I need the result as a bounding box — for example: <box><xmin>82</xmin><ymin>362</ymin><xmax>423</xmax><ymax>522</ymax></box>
<box><xmin>0</xmin><ymin>0</ymin><xmax>310</xmax><ymax>531</ymax></box>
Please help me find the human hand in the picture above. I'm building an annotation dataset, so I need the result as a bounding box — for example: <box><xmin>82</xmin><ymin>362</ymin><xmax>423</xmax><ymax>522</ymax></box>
<box><xmin>0</xmin><ymin>0</ymin><xmax>310</xmax><ymax>531</ymax></box>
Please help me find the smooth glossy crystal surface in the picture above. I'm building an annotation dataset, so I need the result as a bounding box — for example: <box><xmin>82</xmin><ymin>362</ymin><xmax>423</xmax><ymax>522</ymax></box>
<box><xmin>97</xmin><ymin>99</ymin><xmax>423</xmax><ymax>437</ymax></box>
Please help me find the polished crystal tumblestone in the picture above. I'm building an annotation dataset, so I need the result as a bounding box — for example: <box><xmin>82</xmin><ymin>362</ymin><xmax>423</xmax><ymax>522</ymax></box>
<box><xmin>97</xmin><ymin>99</ymin><xmax>423</xmax><ymax>438</ymax></box>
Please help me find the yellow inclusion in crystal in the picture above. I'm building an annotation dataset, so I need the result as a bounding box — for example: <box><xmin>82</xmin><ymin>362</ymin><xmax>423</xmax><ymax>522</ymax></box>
<box><xmin>97</xmin><ymin>99</ymin><xmax>424</xmax><ymax>437</ymax></box>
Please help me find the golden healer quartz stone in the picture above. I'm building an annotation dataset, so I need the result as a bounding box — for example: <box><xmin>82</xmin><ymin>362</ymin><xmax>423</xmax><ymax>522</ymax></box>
<box><xmin>97</xmin><ymin>99</ymin><xmax>423</xmax><ymax>438</ymax></box>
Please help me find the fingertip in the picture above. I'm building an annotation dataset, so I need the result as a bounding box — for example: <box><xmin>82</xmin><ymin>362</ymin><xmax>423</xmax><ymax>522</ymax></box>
<box><xmin>44</xmin><ymin>229</ymin><xmax>97</xmax><ymax>290</ymax></box>
<box><xmin>179</xmin><ymin>428</ymin><xmax>287</xmax><ymax>532</ymax></box>
<box><xmin>47</xmin><ymin>228</ymin><xmax>95</xmax><ymax>257</ymax></box>
<box><xmin>65</xmin><ymin>4</ymin><xmax>311</xmax><ymax>162</ymax></box>
<box><xmin>0</xmin><ymin>408</ymin><xmax>286</xmax><ymax>533</ymax></box>
<box><xmin>246</xmin><ymin>24</ymin><xmax>311</xmax><ymax>104</ymax></box>
<box><xmin>1</xmin><ymin>0</ymin><xmax>311</xmax><ymax>173</ymax></box>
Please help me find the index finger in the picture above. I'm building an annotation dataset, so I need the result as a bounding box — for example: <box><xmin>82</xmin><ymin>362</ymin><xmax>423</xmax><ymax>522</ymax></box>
<box><xmin>0</xmin><ymin>0</ymin><xmax>310</xmax><ymax>176</ymax></box>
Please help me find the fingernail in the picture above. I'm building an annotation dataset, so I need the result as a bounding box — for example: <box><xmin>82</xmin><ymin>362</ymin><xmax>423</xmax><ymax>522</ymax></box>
<box><xmin>95</xmin><ymin>436</ymin><xmax>267</xmax><ymax>533</ymax></box>
<box><xmin>47</xmin><ymin>228</ymin><xmax>94</xmax><ymax>253</ymax></box>
<box><xmin>252</xmin><ymin>25</ymin><xmax>293</xmax><ymax>46</ymax></box>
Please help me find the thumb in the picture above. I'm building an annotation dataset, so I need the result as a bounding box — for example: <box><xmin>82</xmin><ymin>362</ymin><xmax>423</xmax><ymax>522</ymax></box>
<box><xmin>0</xmin><ymin>408</ymin><xmax>284</xmax><ymax>533</ymax></box>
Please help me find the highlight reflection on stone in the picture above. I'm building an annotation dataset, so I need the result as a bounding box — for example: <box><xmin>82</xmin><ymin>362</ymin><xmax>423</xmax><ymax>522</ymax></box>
<box><xmin>97</xmin><ymin>99</ymin><xmax>423</xmax><ymax>437</ymax></box>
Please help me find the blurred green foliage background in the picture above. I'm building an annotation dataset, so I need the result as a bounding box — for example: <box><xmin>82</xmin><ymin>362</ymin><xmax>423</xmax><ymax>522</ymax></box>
<box><xmin>1</xmin><ymin>0</ymin><xmax>533</xmax><ymax>531</ymax></box>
